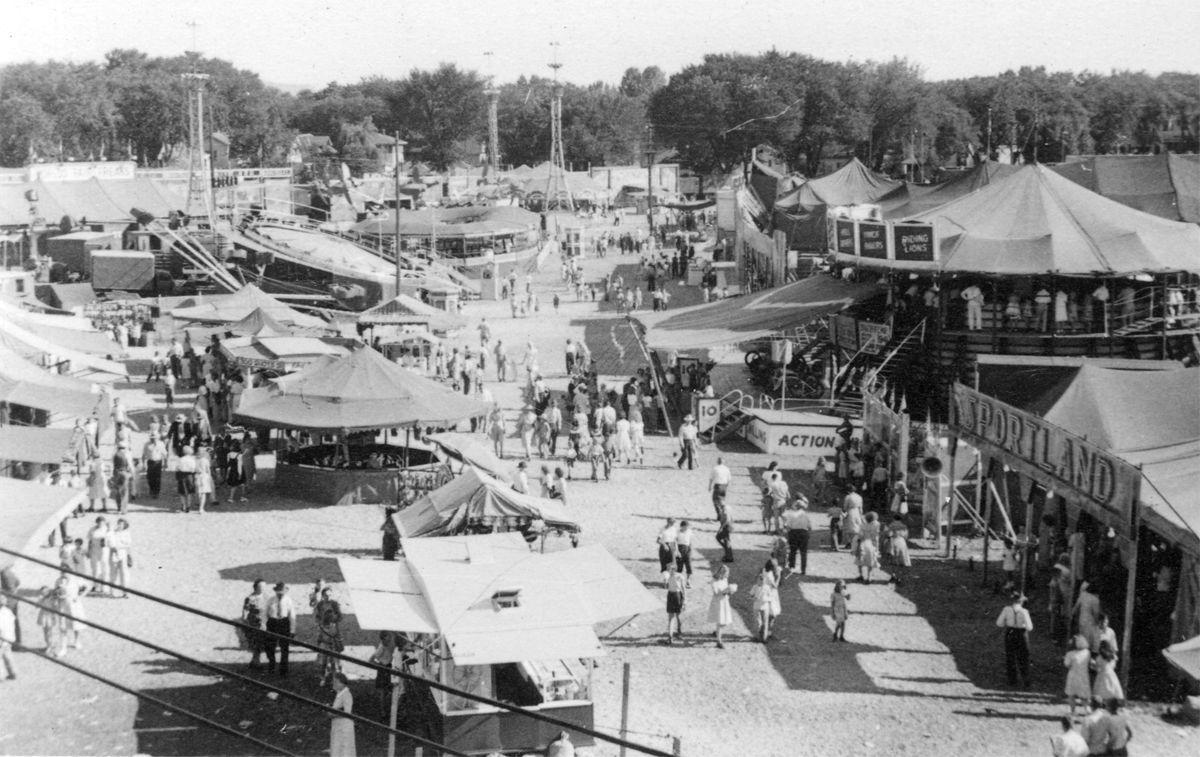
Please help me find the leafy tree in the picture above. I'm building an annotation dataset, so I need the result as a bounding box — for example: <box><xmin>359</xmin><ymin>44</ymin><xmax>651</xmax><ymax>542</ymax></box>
<box><xmin>390</xmin><ymin>63</ymin><xmax>485</xmax><ymax>170</ymax></box>
<box><xmin>0</xmin><ymin>92</ymin><xmax>55</xmax><ymax>165</ymax></box>
<box><xmin>619</xmin><ymin>66</ymin><xmax>666</xmax><ymax>99</ymax></box>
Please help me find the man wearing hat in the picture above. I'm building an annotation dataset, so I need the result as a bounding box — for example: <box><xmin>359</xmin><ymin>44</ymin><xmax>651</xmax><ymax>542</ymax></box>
<box><xmin>175</xmin><ymin>446</ymin><xmax>198</xmax><ymax>514</ymax></box>
<box><xmin>784</xmin><ymin>497</ymin><xmax>813</xmax><ymax>575</ymax></box>
<box><xmin>995</xmin><ymin>592</ymin><xmax>1033</xmax><ymax>687</ymax></box>
<box><xmin>677</xmin><ymin>414</ymin><xmax>698</xmax><ymax>470</ymax></box>
<box><xmin>141</xmin><ymin>432</ymin><xmax>168</xmax><ymax>499</ymax></box>
<box><xmin>513</xmin><ymin>461</ymin><xmax>530</xmax><ymax>494</ymax></box>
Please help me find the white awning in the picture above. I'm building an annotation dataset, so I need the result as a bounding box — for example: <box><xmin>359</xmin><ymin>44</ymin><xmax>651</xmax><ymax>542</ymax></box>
<box><xmin>338</xmin><ymin>557</ymin><xmax>438</xmax><ymax>634</ymax></box>
<box><xmin>540</xmin><ymin>545</ymin><xmax>662</xmax><ymax>622</ymax></box>
<box><xmin>1</xmin><ymin>479</ymin><xmax>86</xmax><ymax>572</ymax></box>
<box><xmin>445</xmin><ymin>624</ymin><xmax>605</xmax><ymax>667</ymax></box>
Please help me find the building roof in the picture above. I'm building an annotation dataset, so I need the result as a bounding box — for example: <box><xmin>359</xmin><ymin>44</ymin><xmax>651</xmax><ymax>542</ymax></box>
<box><xmin>358</xmin><ymin>294</ymin><xmax>467</xmax><ymax>331</ymax></box>
<box><xmin>339</xmin><ymin>533</ymin><xmax>658</xmax><ymax>665</ymax></box>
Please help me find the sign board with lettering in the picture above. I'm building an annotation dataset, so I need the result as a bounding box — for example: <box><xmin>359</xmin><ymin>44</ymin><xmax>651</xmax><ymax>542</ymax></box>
<box><xmin>857</xmin><ymin>220</ymin><xmax>888</xmax><ymax>259</ymax></box>
<box><xmin>741</xmin><ymin>409</ymin><xmax>861</xmax><ymax>460</ymax></box>
<box><xmin>28</xmin><ymin>161</ymin><xmax>137</xmax><ymax>182</ymax></box>
<box><xmin>892</xmin><ymin>222</ymin><xmax>937</xmax><ymax>263</ymax></box>
<box><xmin>949</xmin><ymin>383</ymin><xmax>1139</xmax><ymax>536</ymax></box>
<box><xmin>695</xmin><ymin>397</ymin><xmax>720</xmax><ymax>433</ymax></box>
<box><xmin>834</xmin><ymin>218</ymin><xmax>857</xmax><ymax>256</ymax></box>
<box><xmin>829</xmin><ymin>314</ymin><xmax>859</xmax><ymax>352</ymax></box>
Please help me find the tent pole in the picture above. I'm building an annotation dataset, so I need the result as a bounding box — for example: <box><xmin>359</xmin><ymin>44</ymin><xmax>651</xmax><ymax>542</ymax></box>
<box><xmin>1120</xmin><ymin>501</ymin><xmax>1140</xmax><ymax>694</ymax></box>
<box><xmin>981</xmin><ymin>457</ymin><xmax>994</xmax><ymax>587</ymax></box>
<box><xmin>943</xmin><ymin>432</ymin><xmax>957</xmax><ymax>558</ymax></box>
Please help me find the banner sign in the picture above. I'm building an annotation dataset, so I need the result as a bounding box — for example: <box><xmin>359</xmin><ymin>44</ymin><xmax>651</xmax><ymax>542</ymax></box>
<box><xmin>892</xmin><ymin>222</ymin><xmax>936</xmax><ymax>262</ymax></box>
<box><xmin>825</xmin><ymin>217</ymin><xmax>939</xmax><ymax>264</ymax></box>
<box><xmin>829</xmin><ymin>314</ymin><xmax>859</xmax><ymax>351</ymax></box>
<box><xmin>834</xmin><ymin>218</ymin><xmax>857</xmax><ymax>256</ymax></box>
<box><xmin>856</xmin><ymin>220</ymin><xmax>888</xmax><ymax>259</ymax></box>
<box><xmin>855</xmin><ymin>320</ymin><xmax>893</xmax><ymax>355</ymax></box>
<box><xmin>949</xmin><ymin>383</ymin><xmax>1140</xmax><ymax>536</ymax></box>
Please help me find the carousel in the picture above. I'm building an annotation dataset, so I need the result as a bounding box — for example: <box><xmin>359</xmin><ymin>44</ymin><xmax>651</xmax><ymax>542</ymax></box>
<box><xmin>233</xmin><ymin>345</ymin><xmax>490</xmax><ymax>506</ymax></box>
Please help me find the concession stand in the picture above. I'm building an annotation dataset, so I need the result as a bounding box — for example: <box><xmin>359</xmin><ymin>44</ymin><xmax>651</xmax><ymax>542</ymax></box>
<box><xmin>338</xmin><ymin>533</ymin><xmax>658</xmax><ymax>755</ymax></box>
<box><xmin>234</xmin><ymin>345</ymin><xmax>489</xmax><ymax>506</ymax></box>
<box><xmin>947</xmin><ymin>365</ymin><xmax>1200</xmax><ymax>695</ymax></box>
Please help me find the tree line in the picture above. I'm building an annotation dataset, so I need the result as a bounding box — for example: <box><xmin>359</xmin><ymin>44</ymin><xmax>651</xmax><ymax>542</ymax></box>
<box><xmin>0</xmin><ymin>48</ymin><xmax>1195</xmax><ymax>179</ymax></box>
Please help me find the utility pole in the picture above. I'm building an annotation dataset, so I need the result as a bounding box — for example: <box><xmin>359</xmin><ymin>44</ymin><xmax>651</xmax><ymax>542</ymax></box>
<box><xmin>393</xmin><ymin>130</ymin><xmax>402</xmax><ymax>296</ymax></box>
<box><xmin>986</xmin><ymin>106</ymin><xmax>992</xmax><ymax>161</ymax></box>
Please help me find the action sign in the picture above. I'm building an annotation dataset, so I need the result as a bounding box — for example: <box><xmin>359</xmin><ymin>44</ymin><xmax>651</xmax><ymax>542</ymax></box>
<box><xmin>892</xmin><ymin>222</ymin><xmax>936</xmax><ymax>262</ymax></box>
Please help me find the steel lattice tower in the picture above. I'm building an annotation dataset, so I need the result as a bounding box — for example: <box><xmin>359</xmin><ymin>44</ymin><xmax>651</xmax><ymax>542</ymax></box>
<box><xmin>182</xmin><ymin>68</ymin><xmax>213</xmax><ymax>221</ymax></box>
<box><xmin>485</xmin><ymin>85</ymin><xmax>500</xmax><ymax>179</ymax></box>
<box><xmin>544</xmin><ymin>50</ymin><xmax>574</xmax><ymax>211</ymax></box>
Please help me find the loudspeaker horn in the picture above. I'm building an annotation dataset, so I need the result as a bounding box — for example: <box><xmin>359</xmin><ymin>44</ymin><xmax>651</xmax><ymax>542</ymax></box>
<box><xmin>921</xmin><ymin>456</ymin><xmax>943</xmax><ymax>477</ymax></box>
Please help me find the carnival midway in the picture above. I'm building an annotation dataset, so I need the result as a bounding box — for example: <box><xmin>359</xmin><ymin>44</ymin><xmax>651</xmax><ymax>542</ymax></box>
<box><xmin>1</xmin><ymin>7</ymin><xmax>1200</xmax><ymax>757</ymax></box>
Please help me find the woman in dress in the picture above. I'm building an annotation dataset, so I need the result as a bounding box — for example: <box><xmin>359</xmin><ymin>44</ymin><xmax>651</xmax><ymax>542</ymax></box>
<box><xmin>708</xmin><ymin>564</ymin><xmax>734</xmax><ymax>649</ymax></box>
<box><xmin>856</xmin><ymin>512</ymin><xmax>881</xmax><ymax>584</ymax></box>
<box><xmin>885</xmin><ymin>514</ymin><xmax>911</xmax><ymax>586</ymax></box>
<box><xmin>194</xmin><ymin>448</ymin><xmax>215</xmax><ymax>513</ymax></box>
<box><xmin>225</xmin><ymin>439</ymin><xmax>245</xmax><ymax>503</ymax></box>
<box><xmin>108</xmin><ymin>519</ymin><xmax>132</xmax><ymax>598</ymax></box>
<box><xmin>487</xmin><ymin>405</ymin><xmax>506</xmax><ymax>458</ymax></box>
<box><xmin>753</xmin><ymin>559</ymin><xmax>782</xmax><ymax>643</ymax></box>
<box><xmin>627</xmin><ymin>404</ymin><xmax>645</xmax><ymax>464</ymax></box>
<box><xmin>614</xmin><ymin>413</ymin><xmax>633</xmax><ymax>465</ymax></box>
<box><xmin>86</xmin><ymin>456</ymin><xmax>108</xmax><ymax>513</ymax></box>
<box><xmin>1091</xmin><ymin>640</ymin><xmax>1124</xmax><ymax>702</ymax></box>
<box><xmin>1063</xmin><ymin>634</ymin><xmax>1091</xmax><ymax>716</ymax></box>
<box><xmin>328</xmin><ymin>672</ymin><xmax>356</xmax><ymax>757</ymax></box>
<box><xmin>830</xmin><ymin>579</ymin><xmax>851</xmax><ymax>641</ymax></box>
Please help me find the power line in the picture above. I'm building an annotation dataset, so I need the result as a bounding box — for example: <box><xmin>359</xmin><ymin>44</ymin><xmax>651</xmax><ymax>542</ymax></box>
<box><xmin>0</xmin><ymin>547</ymin><xmax>675</xmax><ymax>757</ymax></box>
<box><xmin>9</xmin><ymin>593</ymin><xmax>465</xmax><ymax>756</ymax></box>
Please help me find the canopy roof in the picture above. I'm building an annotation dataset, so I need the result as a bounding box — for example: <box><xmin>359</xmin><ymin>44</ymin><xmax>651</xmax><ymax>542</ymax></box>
<box><xmin>0</xmin><ymin>341</ymin><xmax>107</xmax><ymax>418</ymax></box>
<box><xmin>0</xmin><ymin>298</ymin><xmax>123</xmax><ymax>357</ymax></box>
<box><xmin>395</xmin><ymin>466</ymin><xmax>579</xmax><ymax>538</ymax></box>
<box><xmin>358</xmin><ymin>294</ymin><xmax>467</xmax><ymax>331</ymax></box>
<box><xmin>425</xmin><ymin>431</ymin><xmax>509</xmax><ymax>480</ymax></box>
<box><xmin>219</xmin><ymin>335</ymin><xmax>356</xmax><ymax>372</ymax></box>
<box><xmin>777</xmin><ymin>157</ymin><xmax>904</xmax><ymax>211</ymax></box>
<box><xmin>883</xmin><ymin>162</ymin><xmax>1021</xmax><ymax>220</ymax></box>
<box><xmin>638</xmin><ymin>274</ymin><xmax>879</xmax><ymax>350</ymax></box>
<box><xmin>1052</xmin><ymin>153</ymin><xmax>1200</xmax><ymax>223</ymax></box>
<box><xmin>0</xmin><ymin>425</ymin><xmax>74</xmax><ymax>464</ymax></box>
<box><xmin>1164</xmin><ymin>634</ymin><xmax>1200</xmax><ymax>682</ymax></box>
<box><xmin>234</xmin><ymin>344</ymin><xmax>489</xmax><ymax>431</ymax></box>
<box><xmin>169</xmin><ymin>284</ymin><xmax>328</xmax><ymax>329</ymax></box>
<box><xmin>1044</xmin><ymin>365</ymin><xmax>1200</xmax><ymax>556</ymax></box>
<box><xmin>338</xmin><ymin>533</ymin><xmax>658</xmax><ymax>665</ymax></box>
<box><xmin>0</xmin><ymin>478</ymin><xmax>86</xmax><ymax>572</ymax></box>
<box><xmin>864</xmin><ymin>165</ymin><xmax>1200</xmax><ymax>275</ymax></box>
<box><xmin>0</xmin><ymin>318</ymin><xmax>126</xmax><ymax>381</ymax></box>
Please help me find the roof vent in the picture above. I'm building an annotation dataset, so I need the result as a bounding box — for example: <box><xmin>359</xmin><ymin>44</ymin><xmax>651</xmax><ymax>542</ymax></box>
<box><xmin>492</xmin><ymin>587</ymin><xmax>522</xmax><ymax>609</ymax></box>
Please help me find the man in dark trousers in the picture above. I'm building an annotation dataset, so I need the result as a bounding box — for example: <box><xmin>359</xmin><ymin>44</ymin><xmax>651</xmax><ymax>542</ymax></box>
<box><xmin>716</xmin><ymin>514</ymin><xmax>734</xmax><ymax>563</ymax></box>
<box><xmin>994</xmin><ymin>592</ymin><xmax>1033</xmax><ymax>687</ymax></box>
<box><xmin>264</xmin><ymin>582</ymin><xmax>297</xmax><ymax>677</ymax></box>
<box><xmin>784</xmin><ymin>500</ymin><xmax>813</xmax><ymax>575</ymax></box>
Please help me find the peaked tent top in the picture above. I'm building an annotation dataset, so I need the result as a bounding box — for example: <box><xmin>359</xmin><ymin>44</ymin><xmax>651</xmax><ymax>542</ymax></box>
<box><xmin>884</xmin><ymin>162</ymin><xmax>1021</xmax><ymax>220</ymax></box>
<box><xmin>780</xmin><ymin>157</ymin><xmax>905</xmax><ymax>210</ymax></box>
<box><xmin>894</xmin><ymin>165</ymin><xmax>1200</xmax><ymax>275</ymax></box>
<box><xmin>169</xmin><ymin>284</ymin><xmax>327</xmax><ymax>329</ymax></box>
<box><xmin>358</xmin><ymin>293</ymin><xmax>467</xmax><ymax>331</ymax></box>
<box><xmin>234</xmin><ymin>344</ymin><xmax>489</xmax><ymax>431</ymax></box>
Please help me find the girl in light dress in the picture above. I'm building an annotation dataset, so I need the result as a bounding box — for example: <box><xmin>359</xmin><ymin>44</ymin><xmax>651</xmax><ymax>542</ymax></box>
<box><xmin>856</xmin><ymin>511</ymin><xmax>882</xmax><ymax>584</ymax></box>
<box><xmin>830</xmin><ymin>579</ymin><xmax>851</xmax><ymax>641</ymax></box>
<box><xmin>194</xmin><ymin>448</ymin><xmax>215</xmax><ymax>513</ymax></box>
<box><xmin>86</xmin><ymin>455</ymin><xmax>109</xmax><ymax>513</ymax></box>
<box><xmin>885</xmin><ymin>514</ymin><xmax>912</xmax><ymax>586</ymax></box>
<box><xmin>752</xmin><ymin>559</ymin><xmax>782</xmax><ymax>643</ymax></box>
<box><xmin>108</xmin><ymin>519</ymin><xmax>132</xmax><ymax>598</ymax></box>
<box><xmin>329</xmin><ymin>672</ymin><xmax>356</xmax><ymax>757</ymax></box>
<box><xmin>614</xmin><ymin>414</ymin><xmax>633</xmax><ymax>465</ymax></box>
<box><xmin>1063</xmin><ymin>634</ymin><xmax>1092</xmax><ymax>716</ymax></box>
<box><xmin>708</xmin><ymin>564</ymin><xmax>735</xmax><ymax>649</ymax></box>
<box><xmin>628</xmin><ymin>405</ymin><xmax>645</xmax><ymax>464</ymax></box>
<box><xmin>1092</xmin><ymin>640</ymin><xmax>1124</xmax><ymax>703</ymax></box>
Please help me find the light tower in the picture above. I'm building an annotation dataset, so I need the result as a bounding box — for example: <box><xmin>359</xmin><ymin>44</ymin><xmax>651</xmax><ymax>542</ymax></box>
<box><xmin>182</xmin><ymin>25</ymin><xmax>213</xmax><ymax>223</ymax></box>
<box><xmin>483</xmin><ymin>51</ymin><xmax>501</xmax><ymax>179</ymax></box>
<box><xmin>545</xmin><ymin>42</ymin><xmax>574</xmax><ymax>211</ymax></box>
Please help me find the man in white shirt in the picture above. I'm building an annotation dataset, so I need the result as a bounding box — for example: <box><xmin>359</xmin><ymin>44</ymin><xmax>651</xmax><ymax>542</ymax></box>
<box><xmin>961</xmin><ymin>284</ymin><xmax>984</xmax><ymax>331</ymax></box>
<box><xmin>709</xmin><ymin>457</ymin><xmax>732</xmax><ymax>519</ymax></box>
<box><xmin>656</xmin><ymin>519</ymin><xmax>678</xmax><ymax>580</ymax></box>
<box><xmin>264</xmin><ymin>582</ymin><xmax>297</xmax><ymax>677</ymax></box>
<box><xmin>995</xmin><ymin>592</ymin><xmax>1033</xmax><ymax>687</ymax></box>
<box><xmin>513</xmin><ymin>462</ymin><xmax>530</xmax><ymax>494</ymax></box>
<box><xmin>676</xmin><ymin>415</ymin><xmax>698</xmax><ymax>470</ymax></box>
<box><xmin>675</xmin><ymin>521</ymin><xmax>694</xmax><ymax>588</ymax></box>
<box><xmin>1050</xmin><ymin>716</ymin><xmax>1090</xmax><ymax>757</ymax></box>
<box><xmin>784</xmin><ymin>502</ymin><xmax>813</xmax><ymax>575</ymax></box>
<box><xmin>0</xmin><ymin>594</ymin><xmax>17</xmax><ymax>680</ymax></box>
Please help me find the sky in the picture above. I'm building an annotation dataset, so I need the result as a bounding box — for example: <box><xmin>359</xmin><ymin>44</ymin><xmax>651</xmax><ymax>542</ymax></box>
<box><xmin>1</xmin><ymin>0</ymin><xmax>1196</xmax><ymax>90</ymax></box>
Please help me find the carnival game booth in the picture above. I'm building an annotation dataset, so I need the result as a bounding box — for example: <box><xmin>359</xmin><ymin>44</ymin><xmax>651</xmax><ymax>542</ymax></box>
<box><xmin>947</xmin><ymin>364</ymin><xmax>1200</xmax><ymax>698</ymax></box>
<box><xmin>358</xmin><ymin>293</ymin><xmax>467</xmax><ymax>337</ymax></box>
<box><xmin>338</xmin><ymin>533</ymin><xmax>658</xmax><ymax>755</ymax></box>
<box><xmin>395</xmin><ymin>467</ymin><xmax>580</xmax><ymax>547</ymax></box>
<box><xmin>234</xmin><ymin>345</ymin><xmax>490</xmax><ymax>506</ymax></box>
<box><xmin>826</xmin><ymin>164</ymin><xmax>1200</xmax><ymax>421</ymax></box>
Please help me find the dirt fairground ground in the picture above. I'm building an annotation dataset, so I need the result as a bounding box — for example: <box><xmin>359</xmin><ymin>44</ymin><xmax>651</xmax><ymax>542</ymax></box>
<box><xmin>2</xmin><ymin>215</ymin><xmax>1198</xmax><ymax>757</ymax></box>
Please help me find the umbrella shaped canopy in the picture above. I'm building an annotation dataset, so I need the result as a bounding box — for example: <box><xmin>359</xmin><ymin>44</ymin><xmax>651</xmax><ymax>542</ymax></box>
<box><xmin>234</xmin><ymin>344</ymin><xmax>489</xmax><ymax>431</ymax></box>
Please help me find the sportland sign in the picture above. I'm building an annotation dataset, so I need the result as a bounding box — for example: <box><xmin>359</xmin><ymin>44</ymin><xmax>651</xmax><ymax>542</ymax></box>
<box><xmin>949</xmin><ymin>383</ymin><xmax>1140</xmax><ymax>537</ymax></box>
